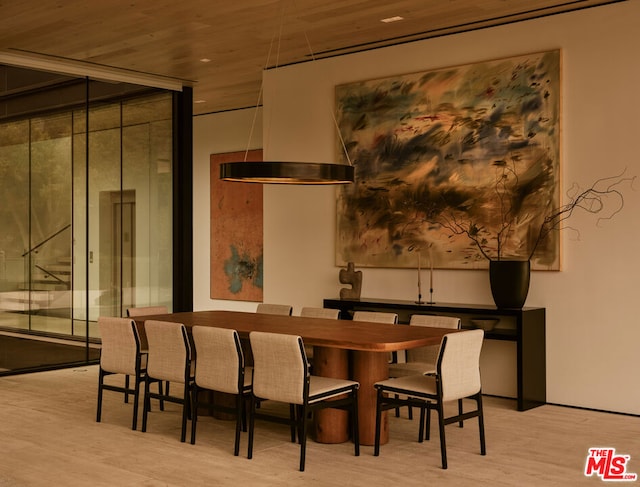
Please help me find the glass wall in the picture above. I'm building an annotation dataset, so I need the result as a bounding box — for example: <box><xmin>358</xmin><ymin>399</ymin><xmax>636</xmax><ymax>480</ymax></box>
<box><xmin>0</xmin><ymin>66</ymin><xmax>174</xmax><ymax>373</ymax></box>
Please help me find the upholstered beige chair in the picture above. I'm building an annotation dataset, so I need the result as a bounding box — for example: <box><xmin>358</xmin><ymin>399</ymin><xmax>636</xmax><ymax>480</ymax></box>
<box><xmin>388</xmin><ymin>314</ymin><xmax>462</xmax><ymax>420</ymax></box>
<box><xmin>248</xmin><ymin>331</ymin><xmax>360</xmax><ymax>471</ymax></box>
<box><xmin>300</xmin><ymin>307</ymin><xmax>340</xmax><ymax>320</ymax></box>
<box><xmin>374</xmin><ymin>329</ymin><xmax>486</xmax><ymax>469</ymax></box>
<box><xmin>256</xmin><ymin>303</ymin><xmax>293</xmax><ymax>316</ymax></box>
<box><xmin>299</xmin><ymin>307</ymin><xmax>340</xmax><ymax>366</ymax></box>
<box><xmin>353</xmin><ymin>311</ymin><xmax>399</xmax><ymax>364</ymax></box>
<box><xmin>126</xmin><ymin>305</ymin><xmax>169</xmax><ymax>317</ymax></box>
<box><xmin>190</xmin><ymin>326</ymin><xmax>252</xmax><ymax>456</ymax></box>
<box><xmin>389</xmin><ymin>314</ymin><xmax>461</xmax><ymax>378</ymax></box>
<box><xmin>96</xmin><ymin>316</ymin><xmax>146</xmax><ymax>430</ymax></box>
<box><xmin>126</xmin><ymin>305</ymin><xmax>170</xmax><ymax>395</ymax></box>
<box><xmin>141</xmin><ymin>320</ymin><xmax>194</xmax><ymax>442</ymax></box>
<box><xmin>352</xmin><ymin>310</ymin><xmax>398</xmax><ymax>324</ymax></box>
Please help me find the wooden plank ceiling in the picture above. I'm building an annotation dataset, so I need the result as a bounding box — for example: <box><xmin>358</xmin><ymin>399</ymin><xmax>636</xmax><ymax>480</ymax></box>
<box><xmin>0</xmin><ymin>0</ymin><xmax>622</xmax><ymax>115</ymax></box>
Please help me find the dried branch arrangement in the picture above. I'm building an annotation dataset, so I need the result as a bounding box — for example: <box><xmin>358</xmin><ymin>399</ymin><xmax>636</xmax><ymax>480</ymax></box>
<box><xmin>441</xmin><ymin>166</ymin><xmax>636</xmax><ymax>262</ymax></box>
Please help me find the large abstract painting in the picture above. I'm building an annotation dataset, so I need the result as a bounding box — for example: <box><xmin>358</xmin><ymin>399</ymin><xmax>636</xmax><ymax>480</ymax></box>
<box><xmin>210</xmin><ymin>150</ymin><xmax>264</xmax><ymax>301</ymax></box>
<box><xmin>336</xmin><ymin>50</ymin><xmax>561</xmax><ymax>270</ymax></box>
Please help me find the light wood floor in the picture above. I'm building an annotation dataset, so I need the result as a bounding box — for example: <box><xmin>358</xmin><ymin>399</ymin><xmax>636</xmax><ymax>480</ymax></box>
<box><xmin>0</xmin><ymin>366</ymin><xmax>637</xmax><ymax>486</ymax></box>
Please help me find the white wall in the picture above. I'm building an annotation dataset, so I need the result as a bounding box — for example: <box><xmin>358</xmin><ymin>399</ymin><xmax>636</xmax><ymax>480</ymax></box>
<box><xmin>194</xmin><ymin>1</ymin><xmax>640</xmax><ymax>414</ymax></box>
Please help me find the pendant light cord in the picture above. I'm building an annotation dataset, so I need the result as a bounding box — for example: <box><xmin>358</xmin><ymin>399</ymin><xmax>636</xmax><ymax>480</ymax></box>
<box><xmin>244</xmin><ymin>6</ymin><xmax>284</xmax><ymax>162</ymax></box>
<box><xmin>245</xmin><ymin>0</ymin><xmax>353</xmax><ymax>167</ymax></box>
<box><xmin>303</xmin><ymin>31</ymin><xmax>353</xmax><ymax>167</ymax></box>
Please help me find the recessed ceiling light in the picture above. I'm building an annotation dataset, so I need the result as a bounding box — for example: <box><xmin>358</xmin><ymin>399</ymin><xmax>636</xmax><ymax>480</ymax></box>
<box><xmin>381</xmin><ymin>16</ymin><xmax>404</xmax><ymax>23</ymax></box>
<box><xmin>199</xmin><ymin>58</ymin><xmax>211</xmax><ymax>63</ymax></box>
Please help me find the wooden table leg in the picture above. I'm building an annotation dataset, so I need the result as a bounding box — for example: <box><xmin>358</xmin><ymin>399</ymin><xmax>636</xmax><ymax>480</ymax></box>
<box><xmin>352</xmin><ymin>350</ymin><xmax>389</xmax><ymax>446</ymax></box>
<box><xmin>313</xmin><ymin>346</ymin><xmax>349</xmax><ymax>443</ymax></box>
<box><xmin>208</xmin><ymin>391</ymin><xmax>235</xmax><ymax>420</ymax></box>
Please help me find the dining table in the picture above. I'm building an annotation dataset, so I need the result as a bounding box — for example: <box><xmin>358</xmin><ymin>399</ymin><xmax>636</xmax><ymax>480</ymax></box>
<box><xmin>132</xmin><ymin>309</ymin><xmax>455</xmax><ymax>446</ymax></box>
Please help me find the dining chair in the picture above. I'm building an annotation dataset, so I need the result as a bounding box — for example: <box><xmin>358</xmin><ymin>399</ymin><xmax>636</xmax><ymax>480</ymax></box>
<box><xmin>299</xmin><ymin>307</ymin><xmax>340</xmax><ymax>369</ymax></box>
<box><xmin>352</xmin><ymin>310</ymin><xmax>398</xmax><ymax>324</ymax></box>
<box><xmin>126</xmin><ymin>305</ymin><xmax>170</xmax><ymax>398</ymax></box>
<box><xmin>126</xmin><ymin>305</ymin><xmax>169</xmax><ymax>317</ymax></box>
<box><xmin>256</xmin><ymin>303</ymin><xmax>293</xmax><ymax>316</ymax></box>
<box><xmin>373</xmin><ymin>329</ymin><xmax>486</xmax><ymax>469</ymax></box>
<box><xmin>190</xmin><ymin>326</ymin><xmax>252</xmax><ymax>456</ymax></box>
<box><xmin>299</xmin><ymin>307</ymin><xmax>340</xmax><ymax>320</ymax></box>
<box><xmin>388</xmin><ymin>314</ymin><xmax>461</xmax><ymax>420</ymax></box>
<box><xmin>141</xmin><ymin>320</ymin><xmax>195</xmax><ymax>442</ymax></box>
<box><xmin>352</xmin><ymin>310</ymin><xmax>399</xmax><ymax>363</ymax></box>
<box><xmin>247</xmin><ymin>331</ymin><xmax>360</xmax><ymax>472</ymax></box>
<box><xmin>96</xmin><ymin>316</ymin><xmax>146</xmax><ymax>430</ymax></box>
<box><xmin>389</xmin><ymin>314</ymin><xmax>461</xmax><ymax>377</ymax></box>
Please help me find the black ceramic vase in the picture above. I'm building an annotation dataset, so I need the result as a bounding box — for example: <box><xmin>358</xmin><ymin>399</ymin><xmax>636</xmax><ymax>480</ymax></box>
<box><xmin>489</xmin><ymin>260</ymin><xmax>531</xmax><ymax>309</ymax></box>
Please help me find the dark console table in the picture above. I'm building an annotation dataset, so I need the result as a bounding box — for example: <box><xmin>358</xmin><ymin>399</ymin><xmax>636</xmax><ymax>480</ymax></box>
<box><xmin>324</xmin><ymin>297</ymin><xmax>546</xmax><ymax>411</ymax></box>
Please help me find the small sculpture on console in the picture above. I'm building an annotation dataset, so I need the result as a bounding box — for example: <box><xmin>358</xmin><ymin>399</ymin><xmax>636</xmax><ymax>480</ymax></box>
<box><xmin>339</xmin><ymin>262</ymin><xmax>362</xmax><ymax>300</ymax></box>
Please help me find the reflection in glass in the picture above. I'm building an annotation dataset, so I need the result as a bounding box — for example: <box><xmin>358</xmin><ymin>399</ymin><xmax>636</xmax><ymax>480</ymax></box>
<box><xmin>0</xmin><ymin>66</ymin><xmax>174</xmax><ymax>374</ymax></box>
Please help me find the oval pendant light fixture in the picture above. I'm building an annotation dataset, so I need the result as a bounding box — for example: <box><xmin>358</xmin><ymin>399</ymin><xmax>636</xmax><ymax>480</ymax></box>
<box><xmin>220</xmin><ymin>161</ymin><xmax>354</xmax><ymax>184</ymax></box>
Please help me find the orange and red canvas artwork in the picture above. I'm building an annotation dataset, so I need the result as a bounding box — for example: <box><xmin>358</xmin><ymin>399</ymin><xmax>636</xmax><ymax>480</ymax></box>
<box><xmin>210</xmin><ymin>150</ymin><xmax>263</xmax><ymax>301</ymax></box>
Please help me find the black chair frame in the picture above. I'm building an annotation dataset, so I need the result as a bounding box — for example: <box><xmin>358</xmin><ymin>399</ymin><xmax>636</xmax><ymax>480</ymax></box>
<box><xmin>374</xmin><ymin>335</ymin><xmax>486</xmax><ymax>469</ymax></box>
<box><xmin>96</xmin><ymin>320</ymin><xmax>164</xmax><ymax>429</ymax></box>
<box><xmin>96</xmin><ymin>322</ymin><xmax>145</xmax><ymax>430</ymax></box>
<box><xmin>190</xmin><ymin>332</ymin><xmax>251</xmax><ymax>456</ymax></box>
<box><xmin>247</xmin><ymin>337</ymin><xmax>360</xmax><ymax>472</ymax></box>
<box><xmin>141</xmin><ymin>324</ymin><xmax>194</xmax><ymax>442</ymax></box>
